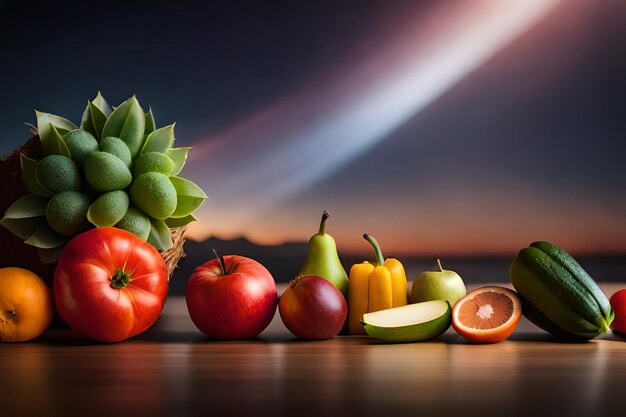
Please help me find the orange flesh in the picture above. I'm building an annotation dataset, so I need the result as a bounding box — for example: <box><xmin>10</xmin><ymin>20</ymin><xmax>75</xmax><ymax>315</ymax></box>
<box><xmin>457</xmin><ymin>291</ymin><xmax>514</xmax><ymax>330</ymax></box>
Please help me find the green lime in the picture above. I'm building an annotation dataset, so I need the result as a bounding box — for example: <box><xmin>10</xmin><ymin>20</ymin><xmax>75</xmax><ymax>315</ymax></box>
<box><xmin>35</xmin><ymin>155</ymin><xmax>82</xmax><ymax>194</ymax></box>
<box><xmin>46</xmin><ymin>191</ymin><xmax>90</xmax><ymax>235</ymax></box>
<box><xmin>64</xmin><ymin>129</ymin><xmax>99</xmax><ymax>166</ymax></box>
<box><xmin>84</xmin><ymin>151</ymin><xmax>132</xmax><ymax>192</ymax></box>
<box><xmin>87</xmin><ymin>190</ymin><xmax>129</xmax><ymax>227</ymax></box>
<box><xmin>133</xmin><ymin>152</ymin><xmax>174</xmax><ymax>177</ymax></box>
<box><xmin>100</xmin><ymin>137</ymin><xmax>132</xmax><ymax>169</ymax></box>
<box><xmin>129</xmin><ymin>172</ymin><xmax>177</xmax><ymax>219</ymax></box>
<box><xmin>115</xmin><ymin>206</ymin><xmax>151</xmax><ymax>240</ymax></box>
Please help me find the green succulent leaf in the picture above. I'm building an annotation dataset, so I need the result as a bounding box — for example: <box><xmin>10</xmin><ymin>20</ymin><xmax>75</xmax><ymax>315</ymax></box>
<box><xmin>81</xmin><ymin>92</ymin><xmax>112</xmax><ymax>139</ymax></box>
<box><xmin>20</xmin><ymin>151</ymin><xmax>53</xmax><ymax>197</ymax></box>
<box><xmin>141</xmin><ymin>124</ymin><xmax>175</xmax><ymax>155</ymax></box>
<box><xmin>37</xmin><ymin>245</ymin><xmax>66</xmax><ymax>264</ymax></box>
<box><xmin>166</xmin><ymin>147</ymin><xmax>191</xmax><ymax>176</ymax></box>
<box><xmin>91</xmin><ymin>91</ymin><xmax>112</xmax><ymax>116</ymax></box>
<box><xmin>25</xmin><ymin>122</ymin><xmax>37</xmax><ymax>136</ymax></box>
<box><xmin>45</xmin><ymin>125</ymin><xmax>72</xmax><ymax>158</ymax></box>
<box><xmin>24</xmin><ymin>225</ymin><xmax>67</xmax><ymax>249</ymax></box>
<box><xmin>101</xmin><ymin>96</ymin><xmax>146</xmax><ymax>158</ymax></box>
<box><xmin>0</xmin><ymin>216</ymin><xmax>47</xmax><ymax>240</ymax></box>
<box><xmin>2</xmin><ymin>194</ymin><xmax>48</xmax><ymax>219</ymax></box>
<box><xmin>55</xmin><ymin>126</ymin><xmax>72</xmax><ymax>136</ymax></box>
<box><xmin>147</xmin><ymin>218</ymin><xmax>173</xmax><ymax>250</ymax></box>
<box><xmin>169</xmin><ymin>176</ymin><xmax>207</xmax><ymax>218</ymax></box>
<box><xmin>0</xmin><ymin>195</ymin><xmax>64</xmax><ymax>242</ymax></box>
<box><xmin>36</xmin><ymin>110</ymin><xmax>77</xmax><ymax>156</ymax></box>
<box><xmin>165</xmin><ymin>214</ymin><xmax>197</xmax><ymax>228</ymax></box>
<box><xmin>145</xmin><ymin>107</ymin><xmax>156</xmax><ymax>135</ymax></box>
<box><xmin>81</xmin><ymin>101</ymin><xmax>109</xmax><ymax>140</ymax></box>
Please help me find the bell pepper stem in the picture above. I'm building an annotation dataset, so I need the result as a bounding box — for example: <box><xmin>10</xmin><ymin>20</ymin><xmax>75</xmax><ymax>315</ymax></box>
<box><xmin>319</xmin><ymin>211</ymin><xmax>329</xmax><ymax>234</ymax></box>
<box><xmin>363</xmin><ymin>233</ymin><xmax>385</xmax><ymax>265</ymax></box>
<box><xmin>213</xmin><ymin>248</ymin><xmax>227</xmax><ymax>276</ymax></box>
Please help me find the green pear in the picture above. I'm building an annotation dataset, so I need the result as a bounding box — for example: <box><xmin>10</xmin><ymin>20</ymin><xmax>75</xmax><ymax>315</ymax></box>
<box><xmin>299</xmin><ymin>211</ymin><xmax>349</xmax><ymax>298</ymax></box>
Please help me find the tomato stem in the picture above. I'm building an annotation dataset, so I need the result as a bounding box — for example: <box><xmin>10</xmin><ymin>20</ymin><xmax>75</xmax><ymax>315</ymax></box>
<box><xmin>213</xmin><ymin>249</ymin><xmax>227</xmax><ymax>275</ymax></box>
<box><xmin>111</xmin><ymin>269</ymin><xmax>132</xmax><ymax>289</ymax></box>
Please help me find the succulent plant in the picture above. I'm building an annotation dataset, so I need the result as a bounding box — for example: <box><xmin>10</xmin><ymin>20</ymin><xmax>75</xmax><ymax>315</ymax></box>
<box><xmin>0</xmin><ymin>92</ymin><xmax>206</xmax><ymax>262</ymax></box>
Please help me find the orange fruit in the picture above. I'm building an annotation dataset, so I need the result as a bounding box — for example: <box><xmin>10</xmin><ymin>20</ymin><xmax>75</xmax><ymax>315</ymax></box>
<box><xmin>452</xmin><ymin>286</ymin><xmax>521</xmax><ymax>343</ymax></box>
<box><xmin>0</xmin><ymin>267</ymin><xmax>54</xmax><ymax>342</ymax></box>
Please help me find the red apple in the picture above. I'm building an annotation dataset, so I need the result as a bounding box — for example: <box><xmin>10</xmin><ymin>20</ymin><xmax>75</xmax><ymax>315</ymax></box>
<box><xmin>186</xmin><ymin>253</ymin><xmax>277</xmax><ymax>339</ymax></box>
<box><xmin>279</xmin><ymin>275</ymin><xmax>347</xmax><ymax>340</ymax></box>
<box><xmin>610</xmin><ymin>289</ymin><xmax>626</xmax><ymax>334</ymax></box>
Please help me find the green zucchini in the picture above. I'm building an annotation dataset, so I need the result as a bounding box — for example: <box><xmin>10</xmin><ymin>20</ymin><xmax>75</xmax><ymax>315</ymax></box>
<box><xmin>509</xmin><ymin>241</ymin><xmax>614</xmax><ymax>340</ymax></box>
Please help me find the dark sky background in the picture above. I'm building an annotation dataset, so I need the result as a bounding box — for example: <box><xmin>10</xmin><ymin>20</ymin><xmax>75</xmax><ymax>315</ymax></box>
<box><xmin>1</xmin><ymin>0</ymin><xmax>625</xmax><ymax>256</ymax></box>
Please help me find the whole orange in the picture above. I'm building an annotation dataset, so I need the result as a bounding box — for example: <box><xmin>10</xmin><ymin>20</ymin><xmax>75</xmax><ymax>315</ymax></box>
<box><xmin>0</xmin><ymin>267</ymin><xmax>54</xmax><ymax>342</ymax></box>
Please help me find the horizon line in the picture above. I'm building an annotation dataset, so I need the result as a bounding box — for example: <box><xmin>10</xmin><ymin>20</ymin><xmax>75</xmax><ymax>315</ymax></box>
<box><xmin>186</xmin><ymin>234</ymin><xmax>626</xmax><ymax>259</ymax></box>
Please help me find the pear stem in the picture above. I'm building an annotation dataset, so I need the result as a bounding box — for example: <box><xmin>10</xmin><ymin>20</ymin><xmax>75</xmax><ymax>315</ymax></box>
<box><xmin>437</xmin><ymin>259</ymin><xmax>444</xmax><ymax>272</ymax></box>
<box><xmin>319</xmin><ymin>211</ymin><xmax>329</xmax><ymax>234</ymax></box>
<box><xmin>363</xmin><ymin>233</ymin><xmax>385</xmax><ymax>265</ymax></box>
<box><xmin>213</xmin><ymin>248</ymin><xmax>227</xmax><ymax>275</ymax></box>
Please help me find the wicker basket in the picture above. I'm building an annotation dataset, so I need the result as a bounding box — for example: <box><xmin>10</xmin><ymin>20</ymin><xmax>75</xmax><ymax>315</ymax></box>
<box><xmin>0</xmin><ymin>135</ymin><xmax>186</xmax><ymax>282</ymax></box>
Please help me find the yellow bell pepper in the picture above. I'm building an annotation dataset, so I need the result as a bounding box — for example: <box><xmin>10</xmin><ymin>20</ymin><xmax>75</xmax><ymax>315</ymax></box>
<box><xmin>348</xmin><ymin>233</ymin><xmax>407</xmax><ymax>334</ymax></box>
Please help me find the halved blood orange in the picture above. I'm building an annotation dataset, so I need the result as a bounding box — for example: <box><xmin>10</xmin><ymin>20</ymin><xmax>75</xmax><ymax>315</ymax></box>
<box><xmin>452</xmin><ymin>286</ymin><xmax>522</xmax><ymax>343</ymax></box>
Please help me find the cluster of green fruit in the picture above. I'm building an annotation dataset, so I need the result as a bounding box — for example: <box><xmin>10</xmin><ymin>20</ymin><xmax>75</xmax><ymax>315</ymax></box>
<box><xmin>0</xmin><ymin>93</ymin><xmax>207</xmax><ymax>261</ymax></box>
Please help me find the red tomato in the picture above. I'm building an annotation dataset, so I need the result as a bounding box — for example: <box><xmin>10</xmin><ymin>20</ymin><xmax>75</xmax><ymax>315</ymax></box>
<box><xmin>54</xmin><ymin>227</ymin><xmax>168</xmax><ymax>342</ymax></box>
<box><xmin>609</xmin><ymin>289</ymin><xmax>626</xmax><ymax>334</ymax></box>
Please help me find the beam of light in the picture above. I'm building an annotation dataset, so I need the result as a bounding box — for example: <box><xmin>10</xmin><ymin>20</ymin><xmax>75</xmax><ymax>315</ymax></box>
<box><xmin>186</xmin><ymin>0</ymin><xmax>560</xmax><ymax>241</ymax></box>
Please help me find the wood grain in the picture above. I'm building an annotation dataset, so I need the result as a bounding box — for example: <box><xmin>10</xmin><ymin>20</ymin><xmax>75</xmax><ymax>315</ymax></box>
<box><xmin>1</xmin><ymin>284</ymin><xmax>624</xmax><ymax>417</ymax></box>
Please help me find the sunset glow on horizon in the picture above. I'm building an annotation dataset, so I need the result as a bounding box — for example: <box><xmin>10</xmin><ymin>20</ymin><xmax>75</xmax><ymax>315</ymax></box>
<box><xmin>186</xmin><ymin>185</ymin><xmax>626</xmax><ymax>258</ymax></box>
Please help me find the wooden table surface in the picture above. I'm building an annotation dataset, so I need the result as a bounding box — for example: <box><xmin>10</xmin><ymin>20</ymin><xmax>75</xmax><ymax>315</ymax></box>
<box><xmin>1</xmin><ymin>283</ymin><xmax>625</xmax><ymax>417</ymax></box>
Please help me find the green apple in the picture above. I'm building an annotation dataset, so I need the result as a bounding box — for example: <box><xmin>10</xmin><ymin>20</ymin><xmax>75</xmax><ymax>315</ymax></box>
<box><xmin>410</xmin><ymin>259</ymin><xmax>466</xmax><ymax>306</ymax></box>
<box><xmin>362</xmin><ymin>300</ymin><xmax>451</xmax><ymax>342</ymax></box>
